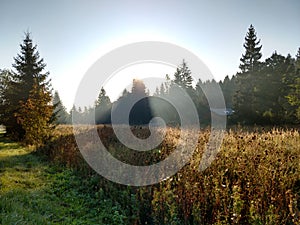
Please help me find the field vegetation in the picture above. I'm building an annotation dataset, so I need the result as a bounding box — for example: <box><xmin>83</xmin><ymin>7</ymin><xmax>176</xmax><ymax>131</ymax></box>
<box><xmin>33</xmin><ymin>125</ymin><xmax>300</xmax><ymax>224</ymax></box>
<box><xmin>0</xmin><ymin>24</ymin><xmax>299</xmax><ymax>225</ymax></box>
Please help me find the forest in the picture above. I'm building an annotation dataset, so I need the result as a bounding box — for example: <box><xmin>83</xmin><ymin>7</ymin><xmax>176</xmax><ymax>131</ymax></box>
<box><xmin>1</xmin><ymin>25</ymin><xmax>300</xmax><ymax>142</ymax></box>
<box><xmin>54</xmin><ymin>25</ymin><xmax>300</xmax><ymax>129</ymax></box>
<box><xmin>0</xmin><ymin>25</ymin><xmax>299</xmax><ymax>224</ymax></box>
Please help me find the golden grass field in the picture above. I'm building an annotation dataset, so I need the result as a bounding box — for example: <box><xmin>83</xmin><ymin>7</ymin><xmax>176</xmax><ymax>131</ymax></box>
<box><xmin>39</xmin><ymin>125</ymin><xmax>300</xmax><ymax>224</ymax></box>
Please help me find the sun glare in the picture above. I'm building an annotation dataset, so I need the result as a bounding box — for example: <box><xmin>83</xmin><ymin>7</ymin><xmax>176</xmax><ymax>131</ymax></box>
<box><xmin>102</xmin><ymin>62</ymin><xmax>176</xmax><ymax>102</ymax></box>
<box><xmin>57</xmin><ymin>31</ymin><xmax>181</xmax><ymax>109</ymax></box>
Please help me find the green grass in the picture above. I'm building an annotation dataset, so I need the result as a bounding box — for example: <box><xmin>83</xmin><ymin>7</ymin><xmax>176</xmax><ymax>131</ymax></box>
<box><xmin>3</xmin><ymin>127</ymin><xmax>298</xmax><ymax>224</ymax></box>
<box><xmin>0</xmin><ymin>137</ymin><xmax>54</xmax><ymax>224</ymax></box>
<box><xmin>0</xmin><ymin>137</ymin><xmax>136</xmax><ymax>225</ymax></box>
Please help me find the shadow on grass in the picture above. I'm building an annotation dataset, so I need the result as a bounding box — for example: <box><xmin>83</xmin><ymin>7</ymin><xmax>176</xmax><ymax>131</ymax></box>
<box><xmin>0</xmin><ymin>137</ymin><xmax>21</xmax><ymax>150</ymax></box>
<box><xmin>0</xmin><ymin>136</ymin><xmax>46</xmax><ymax>174</ymax></box>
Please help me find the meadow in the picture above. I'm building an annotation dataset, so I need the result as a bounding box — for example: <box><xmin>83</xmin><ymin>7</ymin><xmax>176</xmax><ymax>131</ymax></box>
<box><xmin>1</xmin><ymin>125</ymin><xmax>299</xmax><ymax>224</ymax></box>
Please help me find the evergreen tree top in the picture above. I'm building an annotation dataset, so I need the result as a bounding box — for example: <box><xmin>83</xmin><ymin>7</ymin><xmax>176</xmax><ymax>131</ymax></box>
<box><xmin>131</xmin><ymin>79</ymin><xmax>147</xmax><ymax>96</ymax></box>
<box><xmin>173</xmin><ymin>59</ymin><xmax>193</xmax><ymax>89</ymax></box>
<box><xmin>13</xmin><ymin>32</ymin><xmax>46</xmax><ymax>79</ymax></box>
<box><xmin>96</xmin><ymin>87</ymin><xmax>111</xmax><ymax>107</ymax></box>
<box><xmin>1</xmin><ymin>32</ymin><xmax>53</xmax><ymax>142</ymax></box>
<box><xmin>239</xmin><ymin>24</ymin><xmax>262</xmax><ymax>73</ymax></box>
<box><xmin>11</xmin><ymin>31</ymin><xmax>50</xmax><ymax>104</ymax></box>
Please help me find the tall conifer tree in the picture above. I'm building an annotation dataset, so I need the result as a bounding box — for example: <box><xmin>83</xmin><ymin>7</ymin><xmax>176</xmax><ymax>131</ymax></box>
<box><xmin>239</xmin><ymin>25</ymin><xmax>262</xmax><ymax>72</ymax></box>
<box><xmin>53</xmin><ymin>91</ymin><xmax>69</xmax><ymax>124</ymax></box>
<box><xmin>173</xmin><ymin>60</ymin><xmax>193</xmax><ymax>89</ymax></box>
<box><xmin>0</xmin><ymin>32</ymin><xmax>53</xmax><ymax>143</ymax></box>
<box><xmin>95</xmin><ymin>87</ymin><xmax>112</xmax><ymax>124</ymax></box>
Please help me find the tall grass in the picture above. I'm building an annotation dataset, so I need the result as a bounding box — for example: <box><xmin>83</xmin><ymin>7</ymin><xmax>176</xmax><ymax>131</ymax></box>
<box><xmin>0</xmin><ymin>136</ymin><xmax>139</xmax><ymax>224</ymax></box>
<box><xmin>41</xmin><ymin>125</ymin><xmax>300</xmax><ymax>224</ymax></box>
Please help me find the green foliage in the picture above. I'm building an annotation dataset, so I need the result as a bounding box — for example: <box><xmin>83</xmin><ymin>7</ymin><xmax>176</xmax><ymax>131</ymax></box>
<box><xmin>234</xmin><ymin>24</ymin><xmax>263</xmax><ymax>124</ymax></box>
<box><xmin>234</xmin><ymin>63</ymin><xmax>287</xmax><ymax>125</ymax></box>
<box><xmin>286</xmin><ymin>50</ymin><xmax>300</xmax><ymax>120</ymax></box>
<box><xmin>53</xmin><ymin>91</ymin><xmax>69</xmax><ymax>124</ymax></box>
<box><xmin>0</xmin><ymin>69</ymin><xmax>24</xmax><ymax>139</ymax></box>
<box><xmin>173</xmin><ymin>59</ymin><xmax>193</xmax><ymax>89</ymax></box>
<box><xmin>1</xmin><ymin>125</ymin><xmax>299</xmax><ymax>224</ymax></box>
<box><xmin>96</xmin><ymin>87</ymin><xmax>111</xmax><ymax>107</ymax></box>
<box><xmin>15</xmin><ymin>81</ymin><xmax>53</xmax><ymax>147</ymax></box>
<box><xmin>95</xmin><ymin>87</ymin><xmax>112</xmax><ymax>124</ymax></box>
<box><xmin>219</xmin><ymin>75</ymin><xmax>236</xmax><ymax>108</ymax></box>
<box><xmin>0</xmin><ymin>136</ymin><xmax>139</xmax><ymax>225</ymax></box>
<box><xmin>42</xmin><ymin>125</ymin><xmax>300</xmax><ymax>224</ymax></box>
<box><xmin>65</xmin><ymin>46</ymin><xmax>299</xmax><ymax>126</ymax></box>
<box><xmin>233</xmin><ymin>27</ymin><xmax>300</xmax><ymax>125</ymax></box>
<box><xmin>239</xmin><ymin>24</ymin><xmax>262</xmax><ymax>73</ymax></box>
<box><xmin>44</xmin><ymin>41</ymin><xmax>299</xmax><ymax>126</ymax></box>
<box><xmin>111</xmin><ymin>79</ymin><xmax>153</xmax><ymax>125</ymax></box>
<box><xmin>287</xmin><ymin>77</ymin><xmax>300</xmax><ymax>119</ymax></box>
<box><xmin>0</xmin><ymin>32</ymin><xmax>54</xmax><ymax>143</ymax></box>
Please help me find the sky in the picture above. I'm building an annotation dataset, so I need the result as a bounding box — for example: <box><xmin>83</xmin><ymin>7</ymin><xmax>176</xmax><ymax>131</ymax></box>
<box><xmin>1</xmin><ymin>0</ymin><xmax>299</xmax><ymax>110</ymax></box>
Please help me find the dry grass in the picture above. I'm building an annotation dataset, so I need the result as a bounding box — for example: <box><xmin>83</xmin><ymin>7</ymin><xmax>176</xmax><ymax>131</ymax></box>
<box><xmin>41</xmin><ymin>125</ymin><xmax>300</xmax><ymax>224</ymax></box>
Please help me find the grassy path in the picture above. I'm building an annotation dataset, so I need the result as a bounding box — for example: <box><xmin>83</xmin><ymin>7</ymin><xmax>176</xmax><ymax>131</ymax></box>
<box><xmin>0</xmin><ymin>136</ymin><xmax>83</xmax><ymax>225</ymax></box>
<box><xmin>0</xmin><ymin>136</ymin><xmax>128</xmax><ymax>225</ymax></box>
<box><xmin>0</xmin><ymin>136</ymin><xmax>59</xmax><ymax>224</ymax></box>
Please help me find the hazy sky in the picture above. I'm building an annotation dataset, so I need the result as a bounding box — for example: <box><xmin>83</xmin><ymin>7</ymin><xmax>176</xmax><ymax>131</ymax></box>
<box><xmin>1</xmin><ymin>0</ymin><xmax>299</xmax><ymax>109</ymax></box>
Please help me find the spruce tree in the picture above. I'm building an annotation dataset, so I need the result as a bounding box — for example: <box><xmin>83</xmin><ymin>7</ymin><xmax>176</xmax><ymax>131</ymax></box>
<box><xmin>173</xmin><ymin>60</ymin><xmax>193</xmax><ymax>89</ymax></box>
<box><xmin>13</xmin><ymin>32</ymin><xmax>48</xmax><ymax>101</ymax></box>
<box><xmin>95</xmin><ymin>87</ymin><xmax>111</xmax><ymax>124</ymax></box>
<box><xmin>130</xmin><ymin>79</ymin><xmax>151</xmax><ymax>125</ymax></box>
<box><xmin>69</xmin><ymin>105</ymin><xmax>79</xmax><ymax>124</ymax></box>
<box><xmin>131</xmin><ymin>79</ymin><xmax>147</xmax><ymax>96</ymax></box>
<box><xmin>95</xmin><ymin>87</ymin><xmax>111</xmax><ymax>107</ymax></box>
<box><xmin>220</xmin><ymin>75</ymin><xmax>236</xmax><ymax>109</ymax></box>
<box><xmin>239</xmin><ymin>25</ymin><xmax>262</xmax><ymax>72</ymax></box>
<box><xmin>233</xmin><ymin>25</ymin><xmax>263</xmax><ymax>124</ymax></box>
<box><xmin>1</xmin><ymin>32</ymin><xmax>53</xmax><ymax>143</ymax></box>
<box><xmin>53</xmin><ymin>91</ymin><xmax>69</xmax><ymax>124</ymax></box>
<box><xmin>195</xmin><ymin>79</ymin><xmax>210</xmax><ymax>124</ymax></box>
<box><xmin>159</xmin><ymin>83</ymin><xmax>165</xmax><ymax>96</ymax></box>
<box><xmin>15</xmin><ymin>81</ymin><xmax>53</xmax><ymax>146</ymax></box>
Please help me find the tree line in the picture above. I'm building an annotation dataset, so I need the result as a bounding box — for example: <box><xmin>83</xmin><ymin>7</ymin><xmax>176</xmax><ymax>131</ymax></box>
<box><xmin>1</xmin><ymin>25</ymin><xmax>300</xmax><ymax>145</ymax></box>
<box><xmin>230</xmin><ymin>25</ymin><xmax>300</xmax><ymax>125</ymax></box>
<box><xmin>59</xmin><ymin>25</ymin><xmax>300</xmax><ymax>126</ymax></box>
